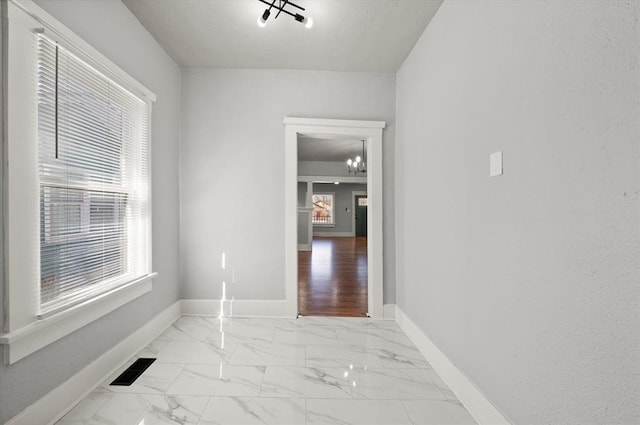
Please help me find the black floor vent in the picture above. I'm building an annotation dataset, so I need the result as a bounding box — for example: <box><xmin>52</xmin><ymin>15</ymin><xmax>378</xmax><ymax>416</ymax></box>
<box><xmin>110</xmin><ymin>358</ymin><xmax>156</xmax><ymax>386</ymax></box>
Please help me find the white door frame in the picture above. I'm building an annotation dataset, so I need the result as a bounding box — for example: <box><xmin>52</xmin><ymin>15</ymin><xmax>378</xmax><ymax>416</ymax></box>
<box><xmin>352</xmin><ymin>191</ymin><xmax>368</xmax><ymax>237</ymax></box>
<box><xmin>284</xmin><ymin>117</ymin><xmax>385</xmax><ymax>318</ymax></box>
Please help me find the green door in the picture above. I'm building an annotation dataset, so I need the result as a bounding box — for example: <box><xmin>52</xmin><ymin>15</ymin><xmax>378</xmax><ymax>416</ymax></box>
<box><xmin>355</xmin><ymin>195</ymin><xmax>368</xmax><ymax>237</ymax></box>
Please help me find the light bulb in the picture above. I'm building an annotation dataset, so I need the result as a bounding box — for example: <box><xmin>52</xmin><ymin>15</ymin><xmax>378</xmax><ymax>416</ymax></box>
<box><xmin>347</xmin><ymin>158</ymin><xmax>352</xmax><ymax>166</ymax></box>
<box><xmin>356</xmin><ymin>156</ymin><xmax>361</xmax><ymax>163</ymax></box>
<box><xmin>258</xmin><ymin>9</ymin><xmax>270</xmax><ymax>27</ymax></box>
<box><xmin>334</xmin><ymin>182</ymin><xmax>339</xmax><ymax>185</ymax></box>
<box><xmin>304</xmin><ymin>17</ymin><xmax>313</xmax><ymax>29</ymax></box>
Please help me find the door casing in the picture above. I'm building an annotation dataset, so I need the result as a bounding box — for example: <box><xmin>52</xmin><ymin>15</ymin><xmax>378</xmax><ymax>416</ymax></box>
<box><xmin>284</xmin><ymin>117</ymin><xmax>385</xmax><ymax>318</ymax></box>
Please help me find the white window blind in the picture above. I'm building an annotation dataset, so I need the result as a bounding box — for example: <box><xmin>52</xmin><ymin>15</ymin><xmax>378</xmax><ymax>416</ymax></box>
<box><xmin>37</xmin><ymin>35</ymin><xmax>151</xmax><ymax>316</ymax></box>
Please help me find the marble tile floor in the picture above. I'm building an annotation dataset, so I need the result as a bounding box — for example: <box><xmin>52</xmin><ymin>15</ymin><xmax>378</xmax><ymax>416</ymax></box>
<box><xmin>56</xmin><ymin>316</ymin><xmax>477</xmax><ymax>425</ymax></box>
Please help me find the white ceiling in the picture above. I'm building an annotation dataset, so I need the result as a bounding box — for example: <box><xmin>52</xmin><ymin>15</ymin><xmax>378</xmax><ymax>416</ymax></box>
<box><xmin>123</xmin><ymin>0</ymin><xmax>442</xmax><ymax>72</ymax></box>
<box><xmin>298</xmin><ymin>136</ymin><xmax>365</xmax><ymax>162</ymax></box>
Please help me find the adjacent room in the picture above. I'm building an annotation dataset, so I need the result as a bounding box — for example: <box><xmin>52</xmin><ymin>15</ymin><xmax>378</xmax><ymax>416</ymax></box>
<box><xmin>1</xmin><ymin>1</ymin><xmax>638</xmax><ymax>425</ymax></box>
<box><xmin>297</xmin><ymin>136</ymin><xmax>370</xmax><ymax>317</ymax></box>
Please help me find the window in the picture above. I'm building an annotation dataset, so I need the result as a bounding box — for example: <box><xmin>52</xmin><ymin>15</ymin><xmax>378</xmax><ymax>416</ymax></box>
<box><xmin>312</xmin><ymin>193</ymin><xmax>335</xmax><ymax>225</ymax></box>
<box><xmin>36</xmin><ymin>35</ymin><xmax>151</xmax><ymax>315</ymax></box>
<box><xmin>0</xmin><ymin>1</ymin><xmax>156</xmax><ymax>364</ymax></box>
<box><xmin>358</xmin><ymin>197</ymin><xmax>368</xmax><ymax>207</ymax></box>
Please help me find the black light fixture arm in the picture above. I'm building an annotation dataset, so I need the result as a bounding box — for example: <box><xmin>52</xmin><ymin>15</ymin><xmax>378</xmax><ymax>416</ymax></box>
<box><xmin>257</xmin><ymin>0</ymin><xmax>310</xmax><ymax>26</ymax></box>
<box><xmin>258</xmin><ymin>0</ymin><xmax>304</xmax><ymax>19</ymax></box>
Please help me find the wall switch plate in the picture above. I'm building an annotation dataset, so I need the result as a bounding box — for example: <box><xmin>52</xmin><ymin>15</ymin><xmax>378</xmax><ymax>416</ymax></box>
<box><xmin>490</xmin><ymin>151</ymin><xmax>503</xmax><ymax>177</ymax></box>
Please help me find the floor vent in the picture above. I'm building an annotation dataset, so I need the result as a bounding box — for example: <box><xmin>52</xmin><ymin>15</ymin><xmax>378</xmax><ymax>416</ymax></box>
<box><xmin>110</xmin><ymin>358</ymin><xmax>156</xmax><ymax>386</ymax></box>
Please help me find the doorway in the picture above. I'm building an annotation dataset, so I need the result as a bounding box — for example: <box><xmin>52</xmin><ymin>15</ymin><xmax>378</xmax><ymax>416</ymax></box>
<box><xmin>284</xmin><ymin>117</ymin><xmax>385</xmax><ymax>318</ymax></box>
<box><xmin>297</xmin><ymin>180</ymin><xmax>368</xmax><ymax>316</ymax></box>
<box><xmin>355</xmin><ymin>194</ymin><xmax>368</xmax><ymax>237</ymax></box>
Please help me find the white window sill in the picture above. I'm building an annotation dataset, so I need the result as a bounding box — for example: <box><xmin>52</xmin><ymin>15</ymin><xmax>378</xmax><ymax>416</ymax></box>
<box><xmin>0</xmin><ymin>273</ymin><xmax>156</xmax><ymax>364</ymax></box>
<box><xmin>313</xmin><ymin>224</ymin><xmax>336</xmax><ymax>228</ymax></box>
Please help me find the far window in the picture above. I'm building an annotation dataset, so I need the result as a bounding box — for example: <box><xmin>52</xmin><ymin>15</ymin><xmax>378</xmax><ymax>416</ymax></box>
<box><xmin>37</xmin><ymin>35</ymin><xmax>151</xmax><ymax>315</ymax></box>
<box><xmin>312</xmin><ymin>193</ymin><xmax>335</xmax><ymax>225</ymax></box>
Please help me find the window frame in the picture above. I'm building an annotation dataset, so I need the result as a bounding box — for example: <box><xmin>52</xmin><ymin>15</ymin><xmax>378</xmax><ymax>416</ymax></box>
<box><xmin>312</xmin><ymin>192</ymin><xmax>336</xmax><ymax>227</ymax></box>
<box><xmin>0</xmin><ymin>0</ymin><xmax>157</xmax><ymax>364</ymax></box>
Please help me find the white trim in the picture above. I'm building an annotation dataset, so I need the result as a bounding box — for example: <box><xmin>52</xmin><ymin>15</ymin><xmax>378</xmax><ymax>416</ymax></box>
<box><xmin>298</xmin><ymin>175</ymin><xmax>367</xmax><ymax>184</ymax></box>
<box><xmin>313</xmin><ymin>232</ymin><xmax>353</xmax><ymax>237</ymax></box>
<box><xmin>5</xmin><ymin>301</ymin><xmax>181</xmax><ymax>425</ymax></box>
<box><xmin>352</xmin><ymin>190</ymin><xmax>368</xmax><ymax>237</ymax></box>
<box><xmin>285</xmin><ymin>117</ymin><xmax>385</xmax><ymax>318</ymax></box>
<box><xmin>383</xmin><ymin>303</ymin><xmax>396</xmax><ymax>319</ymax></box>
<box><xmin>297</xmin><ymin>207</ymin><xmax>313</xmax><ymax>251</ymax></box>
<box><xmin>180</xmin><ymin>299</ymin><xmax>290</xmax><ymax>318</ymax></box>
<box><xmin>284</xmin><ymin>117</ymin><xmax>385</xmax><ymax>129</ymax></box>
<box><xmin>0</xmin><ymin>274</ymin><xmax>156</xmax><ymax>364</ymax></box>
<box><xmin>395</xmin><ymin>306</ymin><xmax>512</xmax><ymax>425</ymax></box>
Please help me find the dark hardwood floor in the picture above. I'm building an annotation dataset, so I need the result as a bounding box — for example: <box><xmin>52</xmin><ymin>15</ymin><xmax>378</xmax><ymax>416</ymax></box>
<box><xmin>298</xmin><ymin>236</ymin><xmax>368</xmax><ymax>317</ymax></box>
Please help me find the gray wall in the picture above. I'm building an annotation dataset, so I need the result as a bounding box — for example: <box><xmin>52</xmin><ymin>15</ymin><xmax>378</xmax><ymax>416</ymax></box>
<box><xmin>0</xmin><ymin>1</ymin><xmax>182</xmax><ymax>423</ymax></box>
<box><xmin>180</xmin><ymin>69</ymin><xmax>396</xmax><ymax>303</ymax></box>
<box><xmin>297</xmin><ymin>182</ymin><xmax>307</xmax><ymax>207</ymax></box>
<box><xmin>298</xmin><ymin>160</ymin><xmax>352</xmax><ymax>177</ymax></box>
<box><xmin>396</xmin><ymin>1</ymin><xmax>640</xmax><ymax>424</ymax></box>
<box><xmin>312</xmin><ymin>183</ymin><xmax>366</xmax><ymax>234</ymax></box>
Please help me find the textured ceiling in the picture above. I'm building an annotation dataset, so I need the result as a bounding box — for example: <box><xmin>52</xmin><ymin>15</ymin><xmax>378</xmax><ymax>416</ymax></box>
<box><xmin>123</xmin><ymin>0</ymin><xmax>442</xmax><ymax>72</ymax></box>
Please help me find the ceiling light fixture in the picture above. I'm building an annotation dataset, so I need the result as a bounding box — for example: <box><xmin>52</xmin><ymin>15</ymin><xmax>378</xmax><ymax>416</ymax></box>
<box><xmin>347</xmin><ymin>140</ymin><xmax>367</xmax><ymax>175</ymax></box>
<box><xmin>257</xmin><ymin>0</ymin><xmax>312</xmax><ymax>28</ymax></box>
<box><xmin>257</xmin><ymin>9</ymin><xmax>270</xmax><ymax>27</ymax></box>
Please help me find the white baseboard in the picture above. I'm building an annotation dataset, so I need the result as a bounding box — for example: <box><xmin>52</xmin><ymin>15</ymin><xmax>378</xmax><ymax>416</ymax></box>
<box><xmin>312</xmin><ymin>232</ymin><xmax>354</xmax><ymax>237</ymax></box>
<box><xmin>395</xmin><ymin>306</ymin><xmax>511</xmax><ymax>425</ymax></box>
<box><xmin>180</xmin><ymin>299</ymin><xmax>290</xmax><ymax>317</ymax></box>
<box><xmin>383</xmin><ymin>303</ymin><xmax>396</xmax><ymax>319</ymax></box>
<box><xmin>6</xmin><ymin>301</ymin><xmax>181</xmax><ymax>425</ymax></box>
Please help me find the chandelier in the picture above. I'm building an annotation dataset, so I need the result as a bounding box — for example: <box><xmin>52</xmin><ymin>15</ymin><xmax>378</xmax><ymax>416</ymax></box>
<box><xmin>347</xmin><ymin>140</ymin><xmax>367</xmax><ymax>175</ymax></box>
<box><xmin>257</xmin><ymin>0</ymin><xmax>313</xmax><ymax>28</ymax></box>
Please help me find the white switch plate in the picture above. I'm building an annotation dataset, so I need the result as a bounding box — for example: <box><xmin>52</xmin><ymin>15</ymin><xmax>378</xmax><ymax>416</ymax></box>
<box><xmin>490</xmin><ymin>151</ymin><xmax>503</xmax><ymax>177</ymax></box>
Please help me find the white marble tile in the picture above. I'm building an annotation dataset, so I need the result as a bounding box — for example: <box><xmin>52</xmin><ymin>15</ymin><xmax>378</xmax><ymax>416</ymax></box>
<box><xmin>403</xmin><ymin>399</ymin><xmax>478</xmax><ymax>425</ymax></box>
<box><xmin>59</xmin><ymin>317</ymin><xmax>470</xmax><ymax>425</ymax></box>
<box><xmin>374</xmin><ymin>345</ymin><xmax>432</xmax><ymax>369</ymax></box>
<box><xmin>306</xmin><ymin>399</ymin><xmax>413</xmax><ymax>425</ymax></box>
<box><xmin>205</xmin><ymin>317</ymin><xmax>278</xmax><ymax>343</ymax></box>
<box><xmin>202</xmin><ymin>316</ymin><xmax>249</xmax><ymax>329</ymax></box>
<box><xmin>197</xmin><ymin>397</ymin><xmax>305</xmax><ymax>425</ymax></box>
<box><xmin>156</xmin><ymin>316</ymin><xmax>214</xmax><ymax>342</ymax></box>
<box><xmin>167</xmin><ymin>364</ymin><xmax>265</xmax><ymax>396</ymax></box>
<box><xmin>245</xmin><ymin>317</ymin><xmax>305</xmax><ymax>330</ymax></box>
<box><xmin>97</xmin><ymin>362</ymin><xmax>185</xmax><ymax>394</ymax></box>
<box><xmin>59</xmin><ymin>392</ymin><xmax>114</xmax><ymax>422</ymax></box>
<box><xmin>260</xmin><ymin>367</ymin><xmax>352</xmax><ymax>398</ymax></box>
<box><xmin>306</xmin><ymin>344</ymin><xmax>384</xmax><ymax>368</ymax></box>
<box><xmin>303</xmin><ymin>317</ymin><xmax>371</xmax><ymax>329</ymax></box>
<box><xmin>229</xmin><ymin>341</ymin><xmax>306</xmax><ymax>366</ymax></box>
<box><xmin>424</xmin><ymin>369</ymin><xmax>458</xmax><ymax>401</ymax></box>
<box><xmin>273</xmin><ymin>326</ymin><xmax>339</xmax><ymax>345</ymax></box>
<box><xmin>350</xmin><ymin>368</ymin><xmax>445</xmax><ymax>400</ymax></box>
<box><xmin>336</xmin><ymin>327</ymin><xmax>416</xmax><ymax>349</ymax></box>
<box><xmin>81</xmin><ymin>394</ymin><xmax>209</xmax><ymax>425</ymax></box>
<box><xmin>60</xmin><ymin>393</ymin><xmax>208</xmax><ymax>425</ymax></box>
<box><xmin>155</xmin><ymin>340</ymin><xmax>236</xmax><ymax>364</ymax></box>
<box><xmin>305</xmin><ymin>317</ymin><xmax>400</xmax><ymax>330</ymax></box>
<box><xmin>136</xmin><ymin>339</ymin><xmax>169</xmax><ymax>358</ymax></box>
